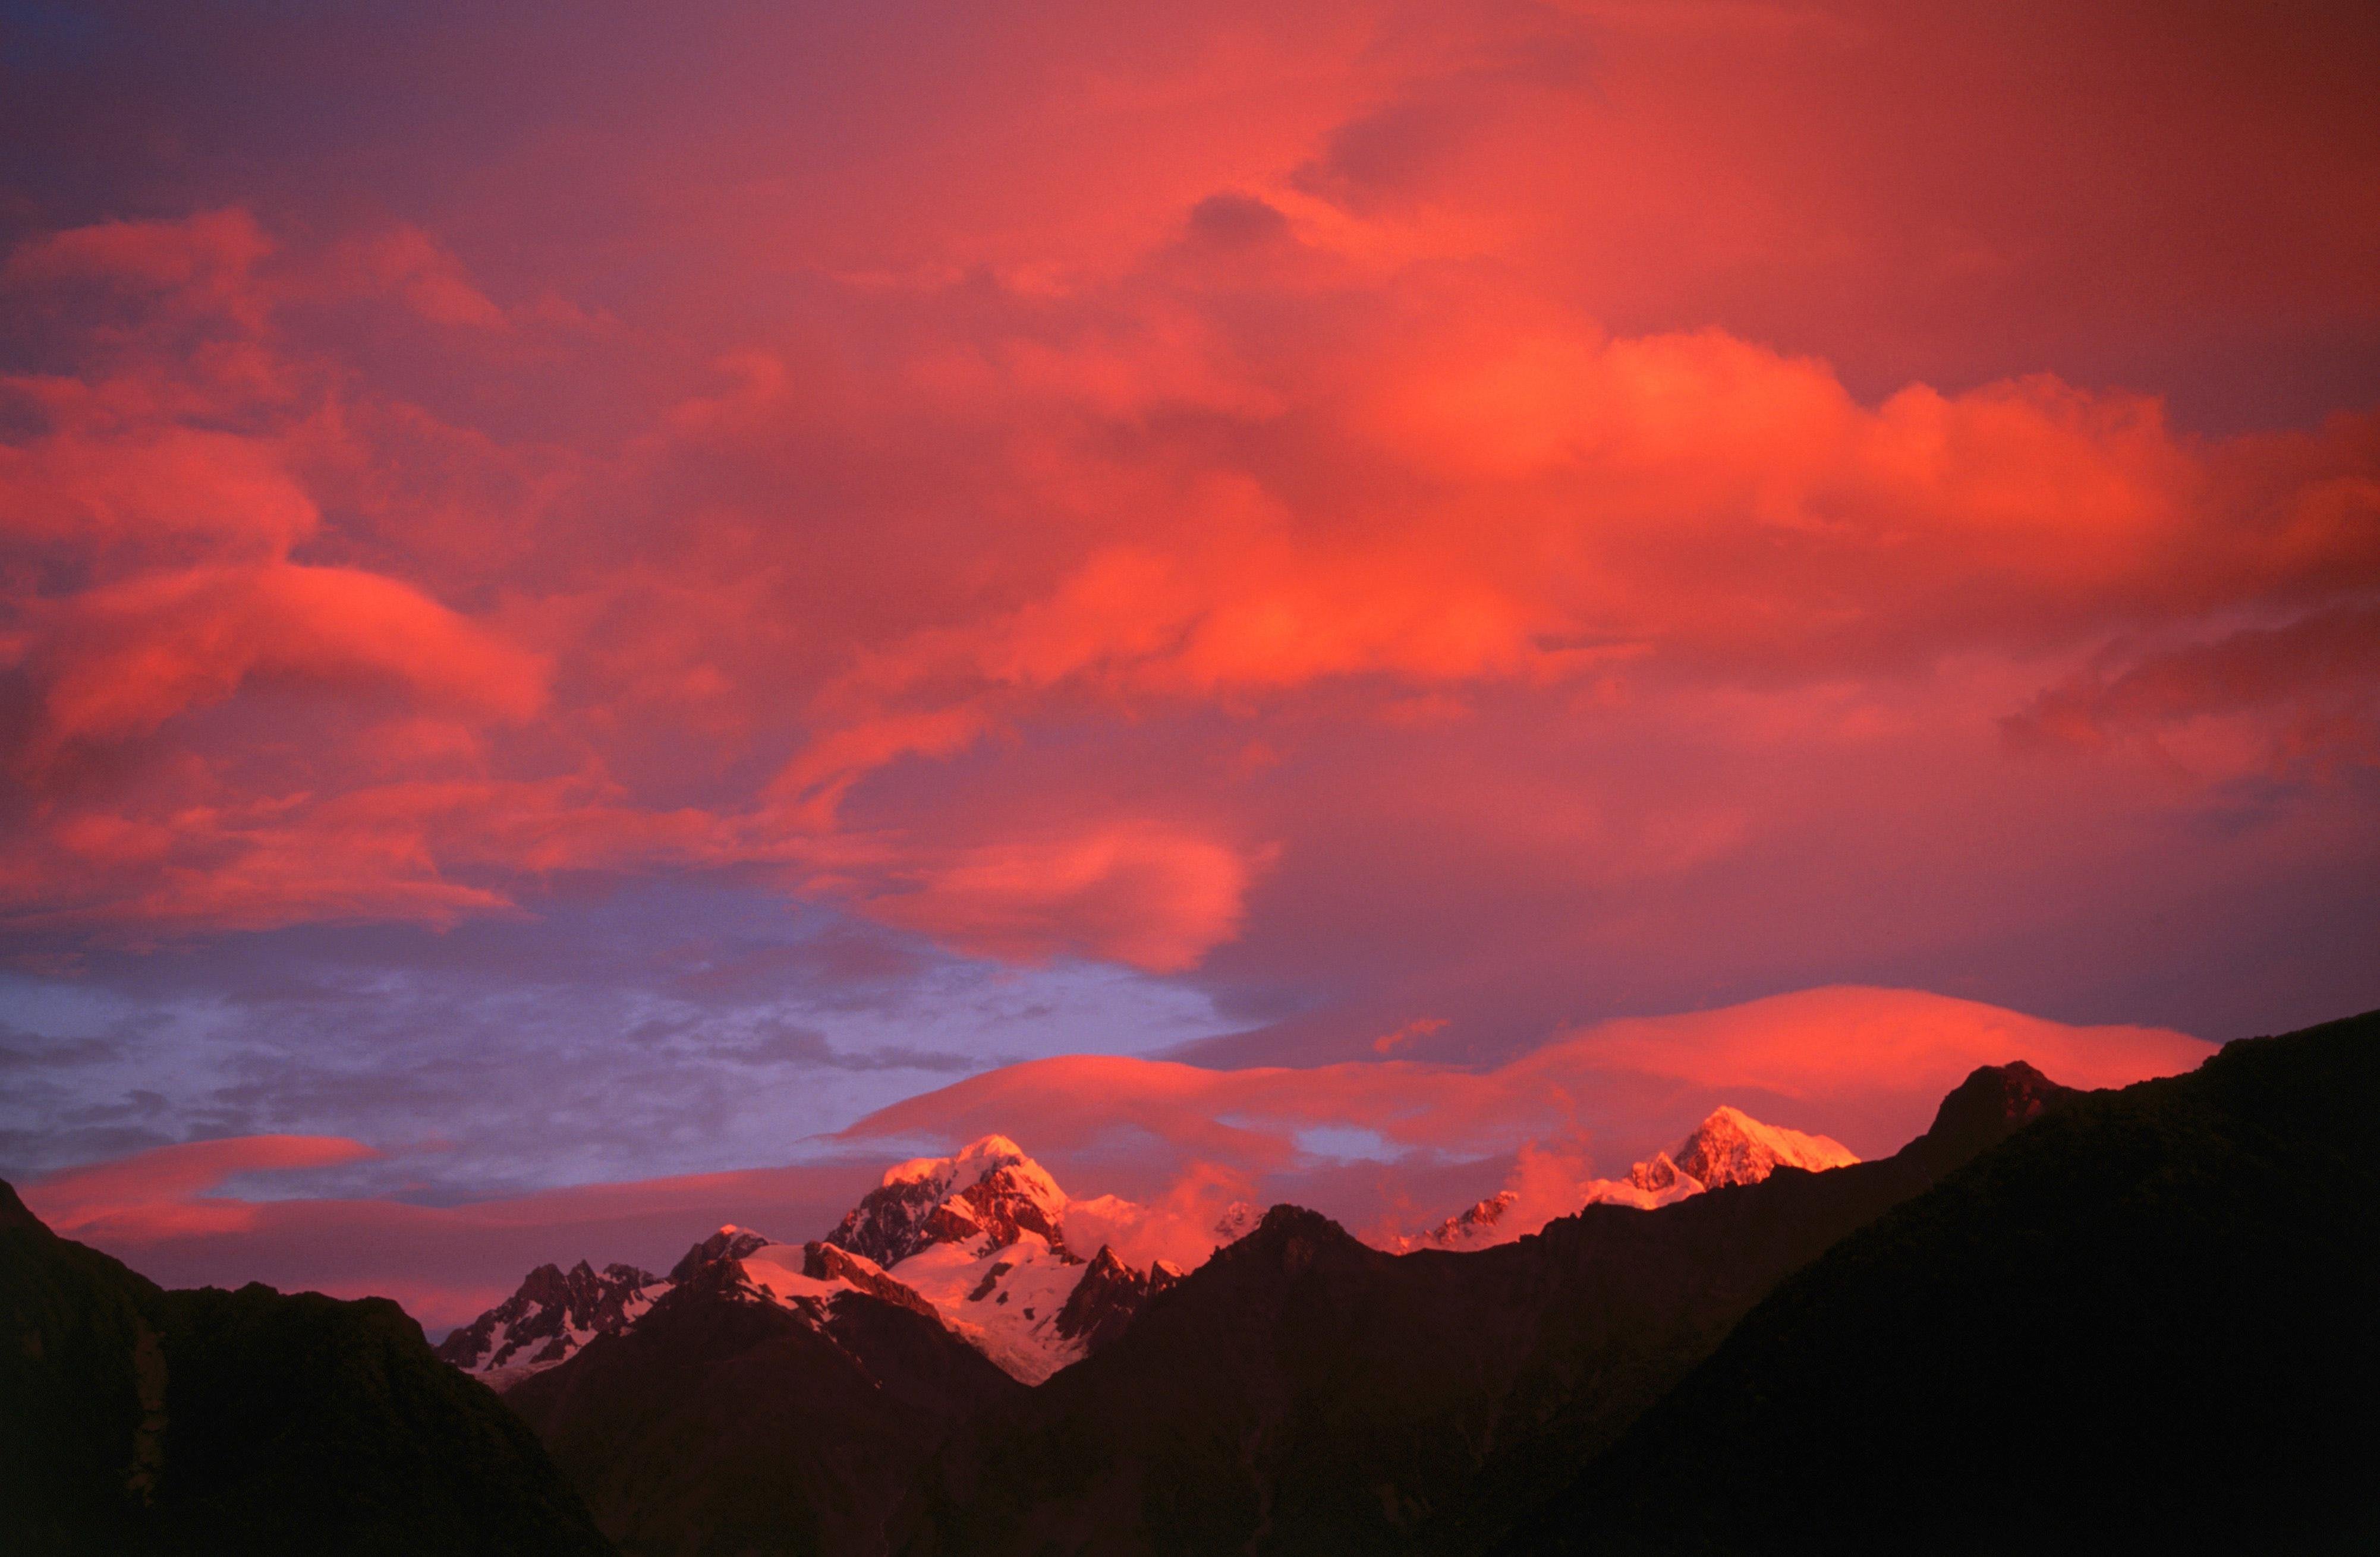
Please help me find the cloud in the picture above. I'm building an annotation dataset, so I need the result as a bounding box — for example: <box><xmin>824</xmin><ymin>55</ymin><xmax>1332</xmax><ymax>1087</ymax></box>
<box><xmin>24</xmin><ymin>1134</ymin><xmax>377</xmax><ymax>1240</ymax></box>
<box><xmin>15</xmin><ymin>562</ymin><xmax>546</xmax><ymax>757</ymax></box>
<box><xmin>2</xmin><ymin>209</ymin><xmax>274</xmax><ymax>324</ymax></box>
<box><xmin>840</xmin><ymin>986</ymin><xmax>2208</xmax><ymax>1177</ymax></box>
<box><xmin>5</xmin><ymin>166</ymin><xmax>2376</xmax><ymax>996</ymax></box>
<box><xmin>723</xmin><ymin>1020</ymin><xmax>975</xmax><ymax>1074</ymax></box>
<box><xmin>0</xmin><ymin>7</ymin><xmax>2373</xmax><ymax>1099</ymax></box>
<box><xmin>2005</xmin><ymin>605</ymin><xmax>2380</xmax><ymax>779</ymax></box>
<box><xmin>1532</xmin><ymin>986</ymin><xmax>2206</xmax><ymax>1112</ymax></box>
<box><xmin>0</xmin><ymin>421</ymin><xmax>317</xmax><ymax>551</ymax></box>
<box><xmin>864</xmin><ymin>823</ymin><xmax>1262</xmax><ymax>973</ymax></box>
<box><xmin>21</xmin><ymin>1145</ymin><xmax>884</xmax><ymax>1330</ymax></box>
<box><xmin>19</xmin><ymin>986</ymin><xmax>2212</xmax><ymax>1323</ymax></box>
<box><xmin>325</xmin><ymin>227</ymin><xmax>509</xmax><ymax>330</ymax></box>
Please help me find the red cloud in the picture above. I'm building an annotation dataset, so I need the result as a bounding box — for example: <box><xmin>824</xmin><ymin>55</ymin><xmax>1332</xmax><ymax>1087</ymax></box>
<box><xmin>2006</xmin><ymin>605</ymin><xmax>2380</xmax><ymax>779</ymax></box>
<box><xmin>865</xmin><ymin>822</ymin><xmax>1261</xmax><ymax>973</ymax></box>
<box><xmin>26</xmin><ymin>1146</ymin><xmax>883</xmax><ymax>1331</ymax></box>
<box><xmin>842</xmin><ymin>986</ymin><xmax>2208</xmax><ymax>1174</ymax></box>
<box><xmin>1</xmin><ymin>26</ymin><xmax>2375</xmax><ymax>994</ymax></box>
<box><xmin>27</xmin><ymin>988</ymin><xmax>2211</xmax><ymax>1322</ymax></box>
<box><xmin>25</xmin><ymin>1134</ymin><xmax>378</xmax><ymax>1241</ymax></box>
<box><xmin>2</xmin><ymin>209</ymin><xmax>275</xmax><ymax>324</ymax></box>
<box><xmin>0</xmin><ymin>422</ymin><xmax>316</xmax><ymax>552</ymax></box>
<box><xmin>19</xmin><ymin>563</ymin><xmax>546</xmax><ymax>757</ymax></box>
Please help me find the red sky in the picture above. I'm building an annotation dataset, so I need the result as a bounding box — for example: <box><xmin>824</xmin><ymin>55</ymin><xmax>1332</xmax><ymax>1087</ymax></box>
<box><xmin>2</xmin><ymin>0</ymin><xmax>2375</xmax><ymax>1323</ymax></box>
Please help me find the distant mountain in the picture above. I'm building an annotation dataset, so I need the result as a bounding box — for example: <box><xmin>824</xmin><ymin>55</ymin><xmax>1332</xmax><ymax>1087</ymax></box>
<box><xmin>1503</xmin><ymin>1010</ymin><xmax>2380</xmax><ymax>1555</ymax></box>
<box><xmin>820</xmin><ymin>1134</ymin><xmax>1159</xmax><ymax>1381</ymax></box>
<box><xmin>893</xmin><ymin>1063</ymin><xmax>2072</xmax><ymax>1556</ymax></box>
<box><xmin>506</xmin><ymin>1216</ymin><xmax>1025</xmax><ymax>1557</ymax></box>
<box><xmin>435</xmin><ymin>1259</ymin><xmax>668</xmax><ymax>1386</ymax></box>
<box><xmin>0</xmin><ymin>1178</ymin><xmax>610</xmax><ymax>1557</ymax></box>
<box><xmin>1397</xmin><ymin>1104</ymin><xmax>1856</xmax><ymax>1252</ymax></box>
<box><xmin>1654</xmin><ymin>1103</ymin><xmax>1858</xmax><ymax>1188</ymax></box>
<box><xmin>446</xmin><ymin>1135</ymin><xmax>1172</xmax><ymax>1388</ymax></box>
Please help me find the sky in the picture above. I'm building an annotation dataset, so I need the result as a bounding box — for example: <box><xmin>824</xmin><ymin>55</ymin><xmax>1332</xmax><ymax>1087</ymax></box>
<box><xmin>2</xmin><ymin>0</ymin><xmax>2376</xmax><ymax>1326</ymax></box>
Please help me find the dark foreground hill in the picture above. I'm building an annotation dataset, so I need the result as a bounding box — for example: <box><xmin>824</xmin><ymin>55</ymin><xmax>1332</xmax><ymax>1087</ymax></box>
<box><xmin>1506</xmin><ymin>1008</ymin><xmax>2380</xmax><ymax>1555</ymax></box>
<box><xmin>892</xmin><ymin>1063</ymin><xmax>2078</xmax><ymax>1556</ymax></box>
<box><xmin>0</xmin><ymin>1181</ymin><xmax>612</xmax><ymax>1556</ymax></box>
<box><xmin>506</xmin><ymin>1242</ymin><xmax>1026</xmax><ymax>1557</ymax></box>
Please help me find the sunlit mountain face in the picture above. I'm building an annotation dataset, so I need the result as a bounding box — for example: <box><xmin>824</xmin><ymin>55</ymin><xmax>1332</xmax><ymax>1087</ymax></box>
<box><xmin>1</xmin><ymin>5</ymin><xmax>2376</xmax><ymax>1550</ymax></box>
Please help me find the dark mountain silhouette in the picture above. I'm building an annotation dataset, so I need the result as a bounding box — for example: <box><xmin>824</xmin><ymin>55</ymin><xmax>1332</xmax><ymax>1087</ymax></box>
<box><xmin>505</xmin><ymin>1230</ymin><xmax>1026</xmax><ymax>1557</ymax></box>
<box><xmin>1503</xmin><ymin>1008</ymin><xmax>2380</xmax><ymax>1555</ymax></box>
<box><xmin>892</xmin><ymin>1061</ymin><xmax>2078</xmax><ymax>1556</ymax></box>
<box><xmin>0</xmin><ymin>1178</ymin><xmax>611</xmax><ymax>1557</ymax></box>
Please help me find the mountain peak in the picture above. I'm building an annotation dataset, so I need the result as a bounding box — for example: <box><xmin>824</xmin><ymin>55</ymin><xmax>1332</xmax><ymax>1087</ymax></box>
<box><xmin>669</xmin><ymin>1225</ymin><xmax>772</xmax><ymax>1285</ymax></box>
<box><xmin>881</xmin><ymin>1134</ymin><xmax>1029</xmax><ymax>1189</ymax></box>
<box><xmin>1398</xmin><ymin>1104</ymin><xmax>1857</xmax><ymax>1253</ymax></box>
<box><xmin>1671</xmin><ymin>1105</ymin><xmax>1859</xmax><ymax>1189</ymax></box>
<box><xmin>435</xmin><ymin>1256</ymin><xmax>666</xmax><ymax>1379</ymax></box>
<box><xmin>830</xmin><ymin>1135</ymin><xmax>1070</xmax><ymax>1268</ymax></box>
<box><xmin>1916</xmin><ymin>1061</ymin><xmax>2081</xmax><ymax>1162</ymax></box>
<box><xmin>1396</xmin><ymin>1190</ymin><xmax>1523</xmax><ymax>1253</ymax></box>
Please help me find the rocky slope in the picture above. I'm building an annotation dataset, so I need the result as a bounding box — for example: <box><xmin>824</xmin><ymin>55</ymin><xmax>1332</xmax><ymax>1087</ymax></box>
<box><xmin>894</xmin><ymin>1062</ymin><xmax>2074</xmax><ymax>1556</ymax></box>
<box><xmin>1504</xmin><ymin>1011</ymin><xmax>2380</xmax><ymax>1555</ymax></box>
<box><xmin>0</xmin><ymin>1179</ymin><xmax>611</xmax><ymax>1557</ymax></box>
<box><xmin>506</xmin><ymin>1244</ymin><xmax>1021</xmax><ymax>1557</ymax></box>
<box><xmin>434</xmin><ymin>1260</ymin><xmax>667</xmax><ymax>1385</ymax></box>
<box><xmin>446</xmin><ymin>1136</ymin><xmax>1172</xmax><ymax>1388</ymax></box>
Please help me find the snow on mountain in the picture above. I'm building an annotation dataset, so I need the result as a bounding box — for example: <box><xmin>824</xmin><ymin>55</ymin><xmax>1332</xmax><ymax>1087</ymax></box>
<box><xmin>445</xmin><ymin>1137</ymin><xmax>1183</xmax><ymax>1390</ymax></box>
<box><xmin>447</xmin><ymin>1117</ymin><xmax>1857</xmax><ymax>1388</ymax></box>
<box><xmin>830</xmin><ymin>1136</ymin><xmax>1069</xmax><ymax>1268</ymax></box>
<box><xmin>433</xmin><ymin>1259</ymin><xmax>668</xmax><ymax>1386</ymax></box>
<box><xmin>1668</xmin><ymin>1105</ymin><xmax>1858</xmax><ymax>1187</ymax></box>
<box><xmin>1398</xmin><ymin>1190</ymin><xmax>1523</xmax><ymax>1253</ymax></box>
<box><xmin>1394</xmin><ymin>1106</ymin><xmax>1858</xmax><ymax>1253</ymax></box>
<box><xmin>814</xmin><ymin>1135</ymin><xmax>1158</xmax><ymax>1383</ymax></box>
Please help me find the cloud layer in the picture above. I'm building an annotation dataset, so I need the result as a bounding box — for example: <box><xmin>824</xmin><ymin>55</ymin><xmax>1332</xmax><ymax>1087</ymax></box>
<box><xmin>24</xmin><ymin>987</ymin><xmax>2209</xmax><ymax>1323</ymax></box>
<box><xmin>1</xmin><ymin>0</ymin><xmax>2374</xmax><ymax>1265</ymax></box>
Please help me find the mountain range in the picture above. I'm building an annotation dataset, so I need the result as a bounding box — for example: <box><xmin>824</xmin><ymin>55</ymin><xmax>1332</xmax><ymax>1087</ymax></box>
<box><xmin>0</xmin><ymin>1179</ymin><xmax>607</xmax><ymax>1556</ymax></box>
<box><xmin>439</xmin><ymin>1133</ymin><xmax>1185</xmax><ymax>1390</ymax></box>
<box><xmin>7</xmin><ymin>1008</ymin><xmax>2374</xmax><ymax>1553</ymax></box>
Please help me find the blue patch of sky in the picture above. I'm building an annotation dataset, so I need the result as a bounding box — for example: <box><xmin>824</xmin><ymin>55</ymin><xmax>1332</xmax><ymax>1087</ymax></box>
<box><xmin>1289</xmin><ymin>1124</ymin><xmax>1406</xmax><ymax>1164</ymax></box>
<box><xmin>0</xmin><ymin>878</ymin><xmax>1233</xmax><ymax>1200</ymax></box>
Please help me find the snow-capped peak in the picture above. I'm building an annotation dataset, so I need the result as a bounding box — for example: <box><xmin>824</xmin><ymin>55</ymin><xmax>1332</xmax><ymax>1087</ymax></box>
<box><xmin>829</xmin><ymin>1134</ymin><xmax>1075</xmax><ymax>1269</ymax></box>
<box><xmin>1395</xmin><ymin>1105</ymin><xmax>1860</xmax><ymax>1254</ymax></box>
<box><xmin>434</xmin><ymin>1257</ymin><xmax>668</xmax><ymax>1386</ymax></box>
<box><xmin>1669</xmin><ymin>1105</ymin><xmax>1858</xmax><ymax>1188</ymax></box>
<box><xmin>442</xmin><ymin>1134</ymin><xmax>1182</xmax><ymax>1392</ymax></box>
<box><xmin>880</xmin><ymin>1133</ymin><xmax>1029</xmax><ymax>1192</ymax></box>
<box><xmin>818</xmin><ymin>1134</ymin><xmax>1159</xmax><ymax>1382</ymax></box>
<box><xmin>1393</xmin><ymin>1190</ymin><xmax>1522</xmax><ymax>1254</ymax></box>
